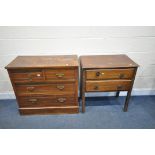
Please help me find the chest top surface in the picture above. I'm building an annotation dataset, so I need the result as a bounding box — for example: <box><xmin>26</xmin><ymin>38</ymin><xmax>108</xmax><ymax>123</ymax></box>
<box><xmin>80</xmin><ymin>54</ymin><xmax>139</xmax><ymax>69</ymax></box>
<box><xmin>5</xmin><ymin>55</ymin><xmax>78</xmax><ymax>69</ymax></box>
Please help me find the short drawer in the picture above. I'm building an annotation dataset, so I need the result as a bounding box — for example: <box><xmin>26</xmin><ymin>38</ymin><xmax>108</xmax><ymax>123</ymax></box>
<box><xmin>18</xmin><ymin>96</ymin><xmax>76</xmax><ymax>108</ymax></box>
<box><xmin>86</xmin><ymin>69</ymin><xmax>134</xmax><ymax>80</ymax></box>
<box><xmin>15</xmin><ymin>83</ymin><xmax>75</xmax><ymax>96</ymax></box>
<box><xmin>10</xmin><ymin>69</ymin><xmax>44</xmax><ymax>83</ymax></box>
<box><xmin>86</xmin><ymin>80</ymin><xmax>132</xmax><ymax>92</ymax></box>
<box><xmin>45</xmin><ymin>69</ymin><xmax>75</xmax><ymax>80</ymax></box>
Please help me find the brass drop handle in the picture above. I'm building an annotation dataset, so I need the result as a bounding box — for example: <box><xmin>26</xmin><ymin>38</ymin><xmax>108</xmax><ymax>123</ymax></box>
<box><xmin>56</xmin><ymin>73</ymin><xmax>64</xmax><ymax>78</ymax></box>
<box><xmin>94</xmin><ymin>85</ymin><xmax>99</xmax><ymax>90</ymax></box>
<box><xmin>117</xmin><ymin>85</ymin><xmax>123</xmax><ymax>90</ymax></box>
<box><xmin>27</xmin><ymin>86</ymin><xmax>35</xmax><ymax>92</ymax></box>
<box><xmin>57</xmin><ymin>98</ymin><xmax>66</xmax><ymax>103</ymax></box>
<box><xmin>57</xmin><ymin>85</ymin><xmax>65</xmax><ymax>90</ymax></box>
<box><xmin>28</xmin><ymin>98</ymin><xmax>37</xmax><ymax>103</ymax></box>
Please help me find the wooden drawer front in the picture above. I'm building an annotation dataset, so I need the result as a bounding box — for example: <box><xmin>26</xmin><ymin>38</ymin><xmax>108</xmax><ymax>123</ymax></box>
<box><xmin>10</xmin><ymin>69</ymin><xmax>44</xmax><ymax>83</ymax></box>
<box><xmin>15</xmin><ymin>83</ymin><xmax>75</xmax><ymax>96</ymax></box>
<box><xmin>86</xmin><ymin>69</ymin><xmax>134</xmax><ymax>80</ymax></box>
<box><xmin>45</xmin><ymin>69</ymin><xmax>75</xmax><ymax>80</ymax></box>
<box><xmin>18</xmin><ymin>96</ymin><xmax>76</xmax><ymax>108</ymax></box>
<box><xmin>86</xmin><ymin>80</ymin><xmax>132</xmax><ymax>92</ymax></box>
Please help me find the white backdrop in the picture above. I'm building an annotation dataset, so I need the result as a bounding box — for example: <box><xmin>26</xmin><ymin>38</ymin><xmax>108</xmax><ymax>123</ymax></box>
<box><xmin>0</xmin><ymin>26</ymin><xmax>155</xmax><ymax>98</ymax></box>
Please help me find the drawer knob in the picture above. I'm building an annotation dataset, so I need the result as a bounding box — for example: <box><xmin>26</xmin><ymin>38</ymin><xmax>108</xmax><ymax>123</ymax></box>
<box><xmin>36</xmin><ymin>73</ymin><xmax>41</xmax><ymax>77</ymax></box>
<box><xmin>96</xmin><ymin>72</ymin><xmax>104</xmax><ymax>76</ymax></box>
<box><xmin>94</xmin><ymin>85</ymin><xmax>99</xmax><ymax>90</ymax></box>
<box><xmin>56</xmin><ymin>73</ymin><xmax>64</xmax><ymax>78</ymax></box>
<box><xmin>27</xmin><ymin>86</ymin><xmax>35</xmax><ymax>92</ymax></box>
<box><xmin>28</xmin><ymin>73</ymin><xmax>42</xmax><ymax>79</ymax></box>
<box><xmin>57</xmin><ymin>98</ymin><xmax>66</xmax><ymax>103</ymax></box>
<box><xmin>57</xmin><ymin>85</ymin><xmax>65</xmax><ymax>90</ymax></box>
<box><xmin>96</xmin><ymin>72</ymin><xmax>101</xmax><ymax>76</ymax></box>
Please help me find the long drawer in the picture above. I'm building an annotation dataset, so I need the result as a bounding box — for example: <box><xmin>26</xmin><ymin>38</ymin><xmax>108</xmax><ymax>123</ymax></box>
<box><xmin>18</xmin><ymin>95</ymin><xmax>76</xmax><ymax>108</ymax></box>
<box><xmin>15</xmin><ymin>83</ymin><xmax>75</xmax><ymax>96</ymax></box>
<box><xmin>86</xmin><ymin>69</ymin><xmax>134</xmax><ymax>80</ymax></box>
<box><xmin>86</xmin><ymin>80</ymin><xmax>132</xmax><ymax>92</ymax></box>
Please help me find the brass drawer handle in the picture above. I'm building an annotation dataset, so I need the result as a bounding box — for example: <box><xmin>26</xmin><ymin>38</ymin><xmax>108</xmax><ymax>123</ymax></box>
<box><xmin>27</xmin><ymin>86</ymin><xmax>35</xmax><ymax>92</ymax></box>
<box><xmin>57</xmin><ymin>85</ymin><xmax>65</xmax><ymax>90</ymax></box>
<box><xmin>94</xmin><ymin>85</ymin><xmax>99</xmax><ymax>90</ymax></box>
<box><xmin>28</xmin><ymin>99</ymin><xmax>37</xmax><ymax>103</ymax></box>
<box><xmin>56</xmin><ymin>73</ymin><xmax>64</xmax><ymax>78</ymax></box>
<box><xmin>57</xmin><ymin>98</ymin><xmax>66</xmax><ymax>103</ymax></box>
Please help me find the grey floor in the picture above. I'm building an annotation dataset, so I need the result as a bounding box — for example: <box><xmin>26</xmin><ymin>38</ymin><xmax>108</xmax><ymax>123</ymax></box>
<box><xmin>0</xmin><ymin>96</ymin><xmax>155</xmax><ymax>129</ymax></box>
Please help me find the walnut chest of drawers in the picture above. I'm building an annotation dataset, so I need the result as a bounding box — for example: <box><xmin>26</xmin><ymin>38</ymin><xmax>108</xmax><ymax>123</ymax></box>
<box><xmin>5</xmin><ymin>55</ymin><xmax>79</xmax><ymax>115</ymax></box>
<box><xmin>80</xmin><ymin>55</ymin><xmax>139</xmax><ymax>112</ymax></box>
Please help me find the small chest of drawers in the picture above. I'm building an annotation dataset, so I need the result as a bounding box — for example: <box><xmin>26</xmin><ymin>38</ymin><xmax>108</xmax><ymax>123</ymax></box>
<box><xmin>5</xmin><ymin>55</ymin><xmax>79</xmax><ymax>115</ymax></box>
<box><xmin>80</xmin><ymin>55</ymin><xmax>139</xmax><ymax>112</ymax></box>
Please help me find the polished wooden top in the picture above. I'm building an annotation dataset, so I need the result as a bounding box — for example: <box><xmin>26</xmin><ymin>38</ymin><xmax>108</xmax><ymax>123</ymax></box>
<box><xmin>5</xmin><ymin>55</ymin><xmax>78</xmax><ymax>69</ymax></box>
<box><xmin>80</xmin><ymin>55</ymin><xmax>139</xmax><ymax>69</ymax></box>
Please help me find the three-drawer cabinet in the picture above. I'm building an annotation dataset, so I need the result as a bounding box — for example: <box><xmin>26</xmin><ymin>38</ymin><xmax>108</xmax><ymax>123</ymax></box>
<box><xmin>80</xmin><ymin>55</ymin><xmax>139</xmax><ymax>112</ymax></box>
<box><xmin>5</xmin><ymin>55</ymin><xmax>79</xmax><ymax>115</ymax></box>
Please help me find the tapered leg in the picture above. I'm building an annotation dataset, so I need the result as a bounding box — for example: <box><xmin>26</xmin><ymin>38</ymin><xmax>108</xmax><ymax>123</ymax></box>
<box><xmin>123</xmin><ymin>90</ymin><xmax>132</xmax><ymax>112</ymax></box>
<box><xmin>123</xmin><ymin>67</ymin><xmax>138</xmax><ymax>112</ymax></box>
<box><xmin>82</xmin><ymin>91</ymin><xmax>85</xmax><ymax>113</ymax></box>
<box><xmin>82</xmin><ymin>70</ymin><xmax>86</xmax><ymax>113</ymax></box>
<box><xmin>80</xmin><ymin>67</ymin><xmax>83</xmax><ymax>100</ymax></box>
<box><xmin>116</xmin><ymin>91</ymin><xmax>120</xmax><ymax>97</ymax></box>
